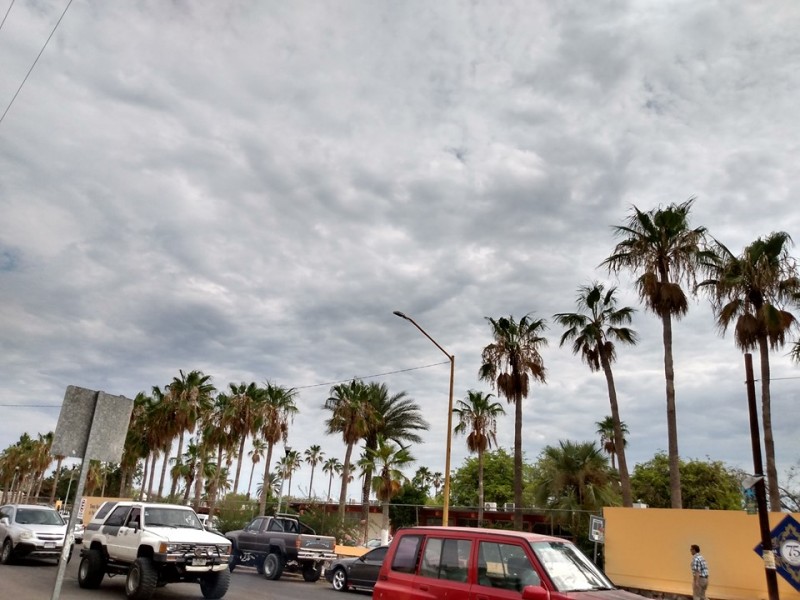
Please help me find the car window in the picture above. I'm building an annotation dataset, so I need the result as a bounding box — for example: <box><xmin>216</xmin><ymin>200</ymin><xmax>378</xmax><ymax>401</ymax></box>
<box><xmin>144</xmin><ymin>508</ymin><xmax>202</xmax><ymax>528</ymax></box>
<box><xmin>267</xmin><ymin>519</ymin><xmax>285</xmax><ymax>532</ymax></box>
<box><xmin>390</xmin><ymin>535</ymin><xmax>423</xmax><ymax>574</ymax></box>
<box><xmin>530</xmin><ymin>540</ymin><xmax>612</xmax><ymax>592</ymax></box>
<box><xmin>15</xmin><ymin>508</ymin><xmax>64</xmax><ymax>526</ymax></box>
<box><xmin>126</xmin><ymin>508</ymin><xmax>141</xmax><ymax>528</ymax></box>
<box><xmin>478</xmin><ymin>541</ymin><xmax>540</xmax><ymax>591</ymax></box>
<box><xmin>94</xmin><ymin>502</ymin><xmax>118</xmax><ymax>521</ymax></box>
<box><xmin>419</xmin><ymin>537</ymin><xmax>471</xmax><ymax>583</ymax></box>
<box><xmin>105</xmin><ymin>506</ymin><xmax>131</xmax><ymax>527</ymax></box>
<box><xmin>365</xmin><ymin>546</ymin><xmax>388</xmax><ymax>562</ymax></box>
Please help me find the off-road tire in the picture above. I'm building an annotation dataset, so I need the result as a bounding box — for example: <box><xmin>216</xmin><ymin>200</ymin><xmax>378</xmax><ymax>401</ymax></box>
<box><xmin>125</xmin><ymin>557</ymin><xmax>158</xmax><ymax>600</ymax></box>
<box><xmin>263</xmin><ymin>552</ymin><xmax>284</xmax><ymax>581</ymax></box>
<box><xmin>200</xmin><ymin>570</ymin><xmax>231</xmax><ymax>599</ymax></box>
<box><xmin>78</xmin><ymin>548</ymin><xmax>106</xmax><ymax>588</ymax></box>
<box><xmin>302</xmin><ymin>561</ymin><xmax>322</xmax><ymax>582</ymax></box>
<box><xmin>331</xmin><ymin>566</ymin><xmax>348</xmax><ymax>591</ymax></box>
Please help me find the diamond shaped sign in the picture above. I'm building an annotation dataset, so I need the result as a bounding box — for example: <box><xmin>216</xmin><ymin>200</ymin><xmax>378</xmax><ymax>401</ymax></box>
<box><xmin>753</xmin><ymin>514</ymin><xmax>800</xmax><ymax>592</ymax></box>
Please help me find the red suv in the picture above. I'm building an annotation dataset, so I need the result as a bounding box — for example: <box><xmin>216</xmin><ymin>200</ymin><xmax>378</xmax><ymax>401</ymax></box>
<box><xmin>374</xmin><ymin>526</ymin><xmax>645</xmax><ymax>600</ymax></box>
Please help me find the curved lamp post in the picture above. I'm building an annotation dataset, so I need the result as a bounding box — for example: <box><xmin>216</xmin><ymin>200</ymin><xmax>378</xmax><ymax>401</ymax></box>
<box><xmin>393</xmin><ymin>310</ymin><xmax>454</xmax><ymax>526</ymax></box>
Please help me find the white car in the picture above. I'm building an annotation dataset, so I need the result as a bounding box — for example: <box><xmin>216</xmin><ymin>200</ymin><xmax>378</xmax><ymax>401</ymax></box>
<box><xmin>0</xmin><ymin>504</ymin><xmax>68</xmax><ymax>563</ymax></box>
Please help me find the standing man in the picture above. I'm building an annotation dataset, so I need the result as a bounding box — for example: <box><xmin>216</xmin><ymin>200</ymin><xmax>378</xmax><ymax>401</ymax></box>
<box><xmin>690</xmin><ymin>544</ymin><xmax>709</xmax><ymax>600</ymax></box>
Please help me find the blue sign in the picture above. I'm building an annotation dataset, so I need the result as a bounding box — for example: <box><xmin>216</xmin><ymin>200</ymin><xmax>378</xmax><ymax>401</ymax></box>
<box><xmin>753</xmin><ymin>514</ymin><xmax>800</xmax><ymax>592</ymax></box>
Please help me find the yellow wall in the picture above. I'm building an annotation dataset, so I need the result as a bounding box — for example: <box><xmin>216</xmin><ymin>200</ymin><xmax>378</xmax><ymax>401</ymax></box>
<box><xmin>605</xmin><ymin>507</ymin><xmax>800</xmax><ymax>600</ymax></box>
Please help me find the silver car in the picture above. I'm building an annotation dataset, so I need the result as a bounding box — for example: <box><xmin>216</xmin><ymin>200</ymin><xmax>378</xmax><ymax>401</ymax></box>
<box><xmin>0</xmin><ymin>504</ymin><xmax>68</xmax><ymax>563</ymax></box>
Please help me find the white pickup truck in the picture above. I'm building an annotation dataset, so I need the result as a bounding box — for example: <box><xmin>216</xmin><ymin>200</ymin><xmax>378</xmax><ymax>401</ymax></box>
<box><xmin>78</xmin><ymin>501</ymin><xmax>232</xmax><ymax>600</ymax></box>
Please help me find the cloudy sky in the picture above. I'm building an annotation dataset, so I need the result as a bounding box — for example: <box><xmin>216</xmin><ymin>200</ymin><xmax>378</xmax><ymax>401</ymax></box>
<box><xmin>1</xmin><ymin>1</ymin><xmax>798</xmax><ymax>501</ymax></box>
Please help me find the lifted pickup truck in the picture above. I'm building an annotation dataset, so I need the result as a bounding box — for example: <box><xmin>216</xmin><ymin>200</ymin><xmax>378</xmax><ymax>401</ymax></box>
<box><xmin>78</xmin><ymin>501</ymin><xmax>232</xmax><ymax>600</ymax></box>
<box><xmin>226</xmin><ymin>514</ymin><xmax>337</xmax><ymax>582</ymax></box>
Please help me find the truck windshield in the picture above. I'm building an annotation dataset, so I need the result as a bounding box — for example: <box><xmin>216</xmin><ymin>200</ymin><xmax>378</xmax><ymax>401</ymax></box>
<box><xmin>143</xmin><ymin>508</ymin><xmax>203</xmax><ymax>529</ymax></box>
<box><xmin>530</xmin><ymin>540</ymin><xmax>614</xmax><ymax>592</ymax></box>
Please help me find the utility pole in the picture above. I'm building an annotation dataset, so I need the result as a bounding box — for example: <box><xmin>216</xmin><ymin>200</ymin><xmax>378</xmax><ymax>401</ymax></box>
<box><xmin>745</xmin><ymin>353</ymin><xmax>779</xmax><ymax>600</ymax></box>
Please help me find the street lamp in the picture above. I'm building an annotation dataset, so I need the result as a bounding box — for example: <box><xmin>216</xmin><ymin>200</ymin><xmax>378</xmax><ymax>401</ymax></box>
<box><xmin>393</xmin><ymin>310</ymin><xmax>455</xmax><ymax>527</ymax></box>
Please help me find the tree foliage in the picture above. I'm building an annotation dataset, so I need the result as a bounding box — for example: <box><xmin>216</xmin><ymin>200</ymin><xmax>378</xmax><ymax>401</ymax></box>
<box><xmin>631</xmin><ymin>452</ymin><xmax>744</xmax><ymax>509</ymax></box>
<box><xmin>450</xmin><ymin>448</ymin><xmax>517</xmax><ymax>508</ymax></box>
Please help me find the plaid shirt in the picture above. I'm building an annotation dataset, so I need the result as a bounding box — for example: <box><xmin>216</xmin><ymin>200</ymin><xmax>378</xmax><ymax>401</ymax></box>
<box><xmin>692</xmin><ymin>553</ymin><xmax>709</xmax><ymax>578</ymax></box>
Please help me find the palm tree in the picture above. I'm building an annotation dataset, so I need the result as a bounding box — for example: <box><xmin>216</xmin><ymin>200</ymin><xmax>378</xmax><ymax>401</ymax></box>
<box><xmin>247</xmin><ymin>438</ymin><xmax>267</xmax><ymax>499</ymax></box>
<box><xmin>367</xmin><ymin>436</ymin><xmax>414</xmax><ymax>544</ymax></box>
<box><xmin>257</xmin><ymin>382</ymin><xmax>298</xmax><ymax>515</ymax></box>
<box><xmin>699</xmin><ymin>232</ymin><xmax>800</xmax><ymax>510</ymax></box>
<box><xmin>480</xmin><ymin>314</ymin><xmax>548</xmax><ymax>529</ymax></box>
<box><xmin>324</xmin><ymin>379</ymin><xmax>374</xmax><ymax>521</ymax></box>
<box><xmin>224</xmin><ymin>381</ymin><xmax>264</xmax><ymax>495</ymax></box>
<box><xmin>554</xmin><ymin>282</ymin><xmax>637</xmax><ymax>506</ymax></box>
<box><xmin>166</xmin><ymin>370</ymin><xmax>216</xmax><ymax>498</ymax></box>
<box><xmin>284</xmin><ymin>449</ymin><xmax>302</xmax><ymax>500</ymax></box>
<box><xmin>532</xmin><ymin>440</ymin><xmax>619</xmax><ymax>535</ymax></box>
<box><xmin>431</xmin><ymin>472</ymin><xmax>443</xmax><ymax>498</ymax></box>
<box><xmin>322</xmin><ymin>457</ymin><xmax>343</xmax><ymax>502</ymax></box>
<box><xmin>358</xmin><ymin>382</ymin><xmax>428</xmax><ymax>540</ymax></box>
<box><xmin>304</xmin><ymin>445</ymin><xmax>325</xmax><ymax>500</ymax></box>
<box><xmin>453</xmin><ymin>390</ymin><xmax>505</xmax><ymax>525</ymax></box>
<box><xmin>604</xmin><ymin>198</ymin><xmax>709</xmax><ymax>508</ymax></box>
<box><xmin>595</xmin><ymin>416</ymin><xmax>629</xmax><ymax>471</ymax></box>
<box><xmin>412</xmin><ymin>466</ymin><xmax>433</xmax><ymax>496</ymax></box>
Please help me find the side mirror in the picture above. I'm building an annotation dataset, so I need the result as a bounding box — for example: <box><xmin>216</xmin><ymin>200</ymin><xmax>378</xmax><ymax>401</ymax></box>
<box><xmin>521</xmin><ymin>585</ymin><xmax>550</xmax><ymax>600</ymax></box>
<box><xmin>0</xmin><ymin>517</ymin><xmax>9</xmax><ymax>526</ymax></box>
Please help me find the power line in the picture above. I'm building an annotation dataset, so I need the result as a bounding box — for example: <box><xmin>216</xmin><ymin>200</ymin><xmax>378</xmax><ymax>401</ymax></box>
<box><xmin>0</xmin><ymin>0</ymin><xmax>74</xmax><ymax>127</ymax></box>
<box><xmin>0</xmin><ymin>360</ymin><xmax>451</xmax><ymax>407</ymax></box>
<box><xmin>0</xmin><ymin>0</ymin><xmax>17</xmax><ymax>32</ymax></box>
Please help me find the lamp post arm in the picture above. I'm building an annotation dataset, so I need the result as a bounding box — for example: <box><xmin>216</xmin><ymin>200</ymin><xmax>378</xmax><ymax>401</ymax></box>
<box><xmin>393</xmin><ymin>312</ymin><xmax>453</xmax><ymax>360</ymax></box>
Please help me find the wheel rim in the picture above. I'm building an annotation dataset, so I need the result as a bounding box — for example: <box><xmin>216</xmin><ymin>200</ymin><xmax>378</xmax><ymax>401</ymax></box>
<box><xmin>2</xmin><ymin>541</ymin><xmax>10</xmax><ymax>561</ymax></box>
<box><xmin>79</xmin><ymin>559</ymin><xmax>88</xmax><ymax>579</ymax></box>
<box><xmin>333</xmin><ymin>569</ymin><xmax>345</xmax><ymax>590</ymax></box>
<box><xmin>127</xmin><ymin>566</ymin><xmax>140</xmax><ymax>593</ymax></box>
<box><xmin>265</xmin><ymin>556</ymin><xmax>274</xmax><ymax>576</ymax></box>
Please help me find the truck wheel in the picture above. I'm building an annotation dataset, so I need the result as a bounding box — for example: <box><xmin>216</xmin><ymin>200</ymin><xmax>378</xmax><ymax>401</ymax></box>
<box><xmin>263</xmin><ymin>552</ymin><xmax>284</xmax><ymax>581</ymax></box>
<box><xmin>125</xmin><ymin>557</ymin><xmax>158</xmax><ymax>600</ymax></box>
<box><xmin>200</xmin><ymin>570</ymin><xmax>231</xmax><ymax>599</ymax></box>
<box><xmin>302</xmin><ymin>561</ymin><xmax>322</xmax><ymax>582</ymax></box>
<box><xmin>1</xmin><ymin>539</ymin><xmax>14</xmax><ymax>564</ymax></box>
<box><xmin>78</xmin><ymin>548</ymin><xmax>106</xmax><ymax>589</ymax></box>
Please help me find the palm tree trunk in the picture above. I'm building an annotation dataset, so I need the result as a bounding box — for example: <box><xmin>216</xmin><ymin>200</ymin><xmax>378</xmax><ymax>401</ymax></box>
<box><xmin>233</xmin><ymin>435</ymin><xmax>247</xmax><ymax>495</ymax></box>
<box><xmin>259</xmin><ymin>444</ymin><xmax>275</xmax><ymax>515</ymax></box>
<box><xmin>339</xmin><ymin>442</ymin><xmax>354</xmax><ymax>522</ymax></box>
<box><xmin>513</xmin><ymin>395</ymin><xmax>523</xmax><ymax>530</ymax></box>
<box><xmin>49</xmin><ymin>458</ymin><xmax>64</xmax><ymax>505</ymax></box>
<box><xmin>246</xmin><ymin>461</ymin><xmax>257</xmax><ymax>498</ymax></box>
<box><xmin>758</xmin><ymin>336</ymin><xmax>781</xmax><ymax>510</ymax></box>
<box><xmin>148</xmin><ymin>453</ymin><xmax>157</xmax><ymax>499</ymax></box>
<box><xmin>170</xmin><ymin>431</ymin><xmax>185</xmax><ymax>498</ymax></box>
<box><xmin>158</xmin><ymin>441</ymin><xmax>171</xmax><ymax>499</ymax></box>
<box><xmin>193</xmin><ymin>454</ymin><xmax>205</xmax><ymax>511</ymax></box>
<box><xmin>477</xmin><ymin>450</ymin><xmax>485</xmax><ymax>526</ymax></box>
<box><xmin>600</xmin><ymin>351</ymin><xmax>632</xmax><ymax>507</ymax></box>
<box><xmin>661</xmin><ymin>312</ymin><xmax>682</xmax><ymax>508</ymax></box>
<box><xmin>381</xmin><ymin>501</ymin><xmax>391</xmax><ymax>544</ymax></box>
<box><xmin>361</xmin><ymin>466</ymin><xmax>373</xmax><ymax>543</ymax></box>
<box><xmin>141</xmin><ymin>457</ymin><xmax>149</xmax><ymax>500</ymax></box>
<box><xmin>327</xmin><ymin>472</ymin><xmax>334</xmax><ymax>502</ymax></box>
<box><xmin>208</xmin><ymin>445</ymin><xmax>224</xmax><ymax>517</ymax></box>
<box><xmin>308</xmin><ymin>466</ymin><xmax>316</xmax><ymax>500</ymax></box>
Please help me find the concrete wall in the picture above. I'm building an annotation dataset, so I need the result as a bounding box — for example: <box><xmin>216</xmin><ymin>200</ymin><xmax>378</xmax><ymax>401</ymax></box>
<box><xmin>604</xmin><ymin>507</ymin><xmax>800</xmax><ymax>600</ymax></box>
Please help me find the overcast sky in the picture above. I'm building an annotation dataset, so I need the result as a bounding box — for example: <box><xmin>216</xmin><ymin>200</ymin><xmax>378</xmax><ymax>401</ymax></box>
<box><xmin>1</xmin><ymin>1</ymin><xmax>798</xmax><ymax>502</ymax></box>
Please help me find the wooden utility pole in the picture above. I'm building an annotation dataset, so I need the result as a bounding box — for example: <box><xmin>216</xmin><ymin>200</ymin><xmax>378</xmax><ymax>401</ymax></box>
<box><xmin>744</xmin><ymin>353</ymin><xmax>780</xmax><ymax>600</ymax></box>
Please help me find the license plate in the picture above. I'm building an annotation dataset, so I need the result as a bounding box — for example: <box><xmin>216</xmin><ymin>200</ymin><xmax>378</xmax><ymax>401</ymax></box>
<box><xmin>192</xmin><ymin>558</ymin><xmax>207</xmax><ymax>566</ymax></box>
<box><xmin>44</xmin><ymin>542</ymin><xmax>56</xmax><ymax>549</ymax></box>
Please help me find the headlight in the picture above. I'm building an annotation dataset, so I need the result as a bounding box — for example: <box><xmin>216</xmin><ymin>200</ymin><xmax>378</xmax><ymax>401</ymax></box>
<box><xmin>19</xmin><ymin>529</ymin><xmax>34</xmax><ymax>540</ymax></box>
<box><xmin>159</xmin><ymin>543</ymin><xmax>181</xmax><ymax>553</ymax></box>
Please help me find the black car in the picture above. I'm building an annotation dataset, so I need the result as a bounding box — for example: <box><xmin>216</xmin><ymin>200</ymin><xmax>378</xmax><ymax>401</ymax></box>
<box><xmin>325</xmin><ymin>545</ymin><xmax>389</xmax><ymax>592</ymax></box>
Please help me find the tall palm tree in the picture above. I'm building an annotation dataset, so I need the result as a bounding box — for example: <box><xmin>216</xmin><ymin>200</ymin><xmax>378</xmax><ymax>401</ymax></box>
<box><xmin>431</xmin><ymin>472</ymin><xmax>443</xmax><ymax>498</ymax></box>
<box><xmin>257</xmin><ymin>382</ymin><xmax>298</xmax><ymax>515</ymax></box>
<box><xmin>284</xmin><ymin>449</ymin><xmax>302</xmax><ymax>500</ymax></box>
<box><xmin>224</xmin><ymin>381</ymin><xmax>264</xmax><ymax>495</ymax></box>
<box><xmin>247</xmin><ymin>438</ymin><xmax>267</xmax><ymax>499</ymax></box>
<box><xmin>480</xmin><ymin>314</ymin><xmax>548</xmax><ymax>529</ymax></box>
<box><xmin>166</xmin><ymin>370</ymin><xmax>216</xmax><ymax>498</ymax></box>
<box><xmin>358</xmin><ymin>382</ymin><xmax>428</xmax><ymax>539</ymax></box>
<box><xmin>322</xmin><ymin>457</ymin><xmax>343</xmax><ymax>502</ymax></box>
<box><xmin>595</xmin><ymin>416</ymin><xmax>629</xmax><ymax>471</ymax></box>
<box><xmin>412</xmin><ymin>466</ymin><xmax>433</xmax><ymax>496</ymax></box>
<box><xmin>453</xmin><ymin>390</ymin><xmax>505</xmax><ymax>525</ymax></box>
<box><xmin>367</xmin><ymin>436</ymin><xmax>414</xmax><ymax>544</ymax></box>
<box><xmin>120</xmin><ymin>392</ymin><xmax>151</xmax><ymax>498</ymax></box>
<box><xmin>555</xmin><ymin>282</ymin><xmax>638</xmax><ymax>506</ymax></box>
<box><xmin>699</xmin><ymin>232</ymin><xmax>800</xmax><ymax>510</ymax></box>
<box><xmin>304</xmin><ymin>445</ymin><xmax>325</xmax><ymax>500</ymax></box>
<box><xmin>604</xmin><ymin>198</ymin><xmax>709</xmax><ymax>508</ymax></box>
<box><xmin>324</xmin><ymin>379</ymin><xmax>374</xmax><ymax>521</ymax></box>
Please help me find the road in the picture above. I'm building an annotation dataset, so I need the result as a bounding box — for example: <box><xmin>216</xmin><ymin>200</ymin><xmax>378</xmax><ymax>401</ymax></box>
<box><xmin>0</xmin><ymin>556</ymin><xmax>371</xmax><ymax>600</ymax></box>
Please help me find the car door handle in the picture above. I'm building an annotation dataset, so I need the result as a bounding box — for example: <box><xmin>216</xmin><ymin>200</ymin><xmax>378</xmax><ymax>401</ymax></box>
<box><xmin>419</xmin><ymin>585</ymin><xmax>429</xmax><ymax>591</ymax></box>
